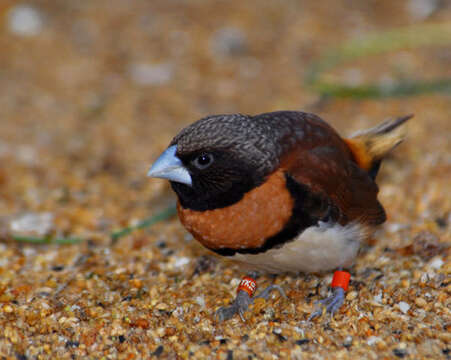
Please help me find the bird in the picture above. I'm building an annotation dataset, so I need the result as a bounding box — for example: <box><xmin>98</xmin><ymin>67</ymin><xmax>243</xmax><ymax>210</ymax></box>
<box><xmin>147</xmin><ymin>110</ymin><xmax>412</xmax><ymax>322</ymax></box>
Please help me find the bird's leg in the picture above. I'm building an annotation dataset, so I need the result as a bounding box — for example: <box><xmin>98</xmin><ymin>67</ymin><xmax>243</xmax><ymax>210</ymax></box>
<box><xmin>215</xmin><ymin>273</ymin><xmax>286</xmax><ymax>322</ymax></box>
<box><xmin>308</xmin><ymin>269</ymin><xmax>351</xmax><ymax>321</ymax></box>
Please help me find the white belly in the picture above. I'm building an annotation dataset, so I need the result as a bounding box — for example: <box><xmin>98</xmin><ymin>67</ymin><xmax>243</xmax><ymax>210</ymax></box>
<box><xmin>231</xmin><ymin>221</ymin><xmax>368</xmax><ymax>274</ymax></box>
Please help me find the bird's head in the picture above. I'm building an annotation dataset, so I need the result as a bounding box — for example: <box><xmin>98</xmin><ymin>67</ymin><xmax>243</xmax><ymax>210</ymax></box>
<box><xmin>147</xmin><ymin>114</ymin><xmax>284</xmax><ymax>211</ymax></box>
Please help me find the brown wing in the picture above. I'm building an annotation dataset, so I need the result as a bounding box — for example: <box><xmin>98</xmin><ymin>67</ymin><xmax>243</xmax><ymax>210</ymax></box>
<box><xmin>279</xmin><ymin>116</ymin><xmax>386</xmax><ymax>226</ymax></box>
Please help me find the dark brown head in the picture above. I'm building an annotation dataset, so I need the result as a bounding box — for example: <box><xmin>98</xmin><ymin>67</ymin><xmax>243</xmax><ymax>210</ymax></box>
<box><xmin>147</xmin><ymin>112</ymin><xmax>308</xmax><ymax>211</ymax></box>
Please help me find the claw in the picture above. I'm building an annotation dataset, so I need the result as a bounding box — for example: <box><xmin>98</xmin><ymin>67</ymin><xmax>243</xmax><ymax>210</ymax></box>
<box><xmin>215</xmin><ymin>283</ymin><xmax>286</xmax><ymax>322</ymax></box>
<box><xmin>308</xmin><ymin>287</ymin><xmax>345</xmax><ymax>321</ymax></box>
<box><xmin>238</xmin><ymin>308</ymin><xmax>246</xmax><ymax>322</ymax></box>
<box><xmin>308</xmin><ymin>308</ymin><xmax>324</xmax><ymax>321</ymax></box>
<box><xmin>255</xmin><ymin>284</ymin><xmax>287</xmax><ymax>300</ymax></box>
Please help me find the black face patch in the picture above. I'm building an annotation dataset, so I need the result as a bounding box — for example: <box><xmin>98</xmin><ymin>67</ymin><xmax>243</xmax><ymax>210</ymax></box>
<box><xmin>171</xmin><ymin>150</ymin><xmax>265</xmax><ymax>211</ymax></box>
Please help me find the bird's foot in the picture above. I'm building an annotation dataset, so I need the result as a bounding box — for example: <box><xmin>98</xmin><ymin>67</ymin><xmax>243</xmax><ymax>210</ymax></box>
<box><xmin>215</xmin><ymin>277</ymin><xmax>286</xmax><ymax>322</ymax></box>
<box><xmin>308</xmin><ymin>287</ymin><xmax>345</xmax><ymax>320</ymax></box>
<box><xmin>215</xmin><ymin>290</ymin><xmax>254</xmax><ymax>322</ymax></box>
<box><xmin>308</xmin><ymin>270</ymin><xmax>351</xmax><ymax>321</ymax></box>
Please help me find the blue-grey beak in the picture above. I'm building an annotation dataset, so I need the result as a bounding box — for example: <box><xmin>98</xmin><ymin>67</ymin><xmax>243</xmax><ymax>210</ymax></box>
<box><xmin>147</xmin><ymin>145</ymin><xmax>192</xmax><ymax>186</ymax></box>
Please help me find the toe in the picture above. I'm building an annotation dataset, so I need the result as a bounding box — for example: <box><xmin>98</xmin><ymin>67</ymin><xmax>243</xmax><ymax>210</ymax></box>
<box><xmin>308</xmin><ymin>308</ymin><xmax>324</xmax><ymax>321</ymax></box>
<box><xmin>215</xmin><ymin>291</ymin><xmax>253</xmax><ymax>322</ymax></box>
<box><xmin>325</xmin><ymin>288</ymin><xmax>345</xmax><ymax>316</ymax></box>
<box><xmin>308</xmin><ymin>287</ymin><xmax>346</xmax><ymax>321</ymax></box>
<box><xmin>215</xmin><ymin>304</ymin><xmax>237</xmax><ymax>322</ymax></box>
<box><xmin>255</xmin><ymin>284</ymin><xmax>287</xmax><ymax>300</ymax></box>
<box><xmin>238</xmin><ymin>308</ymin><xmax>246</xmax><ymax>322</ymax></box>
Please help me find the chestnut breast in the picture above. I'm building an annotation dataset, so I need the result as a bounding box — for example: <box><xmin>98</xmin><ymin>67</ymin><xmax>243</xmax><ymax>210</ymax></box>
<box><xmin>177</xmin><ymin>169</ymin><xmax>294</xmax><ymax>250</ymax></box>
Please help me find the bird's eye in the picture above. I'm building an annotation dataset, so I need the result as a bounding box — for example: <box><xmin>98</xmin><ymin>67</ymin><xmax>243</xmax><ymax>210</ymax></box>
<box><xmin>193</xmin><ymin>153</ymin><xmax>214</xmax><ymax>170</ymax></box>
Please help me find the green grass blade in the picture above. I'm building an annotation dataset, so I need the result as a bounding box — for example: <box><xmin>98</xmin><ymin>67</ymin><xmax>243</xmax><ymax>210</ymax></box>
<box><xmin>11</xmin><ymin>235</ymin><xmax>83</xmax><ymax>244</ymax></box>
<box><xmin>111</xmin><ymin>204</ymin><xmax>177</xmax><ymax>242</ymax></box>
<box><xmin>306</xmin><ymin>22</ymin><xmax>451</xmax><ymax>98</ymax></box>
<box><xmin>9</xmin><ymin>204</ymin><xmax>178</xmax><ymax>245</ymax></box>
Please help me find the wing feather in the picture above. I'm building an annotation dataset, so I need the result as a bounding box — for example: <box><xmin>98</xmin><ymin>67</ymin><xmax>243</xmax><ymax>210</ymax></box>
<box><xmin>279</xmin><ymin>115</ymin><xmax>386</xmax><ymax>226</ymax></box>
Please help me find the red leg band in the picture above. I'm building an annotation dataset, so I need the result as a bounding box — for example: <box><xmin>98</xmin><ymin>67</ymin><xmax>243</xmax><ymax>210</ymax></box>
<box><xmin>237</xmin><ymin>276</ymin><xmax>257</xmax><ymax>297</ymax></box>
<box><xmin>331</xmin><ymin>270</ymin><xmax>351</xmax><ymax>291</ymax></box>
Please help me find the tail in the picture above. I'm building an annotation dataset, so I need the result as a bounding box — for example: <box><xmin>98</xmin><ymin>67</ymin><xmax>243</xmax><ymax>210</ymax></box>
<box><xmin>344</xmin><ymin>114</ymin><xmax>413</xmax><ymax>180</ymax></box>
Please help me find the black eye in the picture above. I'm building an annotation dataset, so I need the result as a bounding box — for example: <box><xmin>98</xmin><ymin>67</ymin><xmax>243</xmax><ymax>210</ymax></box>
<box><xmin>193</xmin><ymin>153</ymin><xmax>214</xmax><ymax>170</ymax></box>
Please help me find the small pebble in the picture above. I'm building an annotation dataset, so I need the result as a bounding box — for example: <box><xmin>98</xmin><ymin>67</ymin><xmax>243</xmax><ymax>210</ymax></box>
<box><xmin>343</xmin><ymin>336</ymin><xmax>353</xmax><ymax>348</ymax></box>
<box><xmin>415</xmin><ymin>297</ymin><xmax>427</xmax><ymax>308</ymax></box>
<box><xmin>346</xmin><ymin>291</ymin><xmax>358</xmax><ymax>301</ymax></box>
<box><xmin>173</xmin><ymin>257</ymin><xmax>190</xmax><ymax>268</ymax></box>
<box><xmin>156</xmin><ymin>241</ymin><xmax>167</xmax><ymax>248</ymax></box>
<box><xmin>373</xmin><ymin>292</ymin><xmax>383</xmax><ymax>303</ymax></box>
<box><xmin>272</xmin><ymin>330</ymin><xmax>287</xmax><ymax>342</ymax></box>
<box><xmin>367</xmin><ymin>336</ymin><xmax>380</xmax><ymax>346</ymax></box>
<box><xmin>435</xmin><ymin>217</ymin><xmax>447</xmax><ymax>228</ymax></box>
<box><xmin>152</xmin><ymin>345</ymin><xmax>164</xmax><ymax>357</ymax></box>
<box><xmin>10</xmin><ymin>212</ymin><xmax>54</xmax><ymax>236</ymax></box>
<box><xmin>429</xmin><ymin>257</ymin><xmax>444</xmax><ymax>270</ymax></box>
<box><xmin>397</xmin><ymin>301</ymin><xmax>411</xmax><ymax>314</ymax></box>
<box><xmin>65</xmin><ymin>341</ymin><xmax>79</xmax><ymax>348</ymax></box>
<box><xmin>195</xmin><ymin>295</ymin><xmax>205</xmax><ymax>308</ymax></box>
<box><xmin>209</xmin><ymin>27</ymin><xmax>247</xmax><ymax>57</ymax></box>
<box><xmin>3</xmin><ymin>305</ymin><xmax>13</xmax><ymax>313</ymax></box>
<box><xmin>128</xmin><ymin>63</ymin><xmax>173</xmax><ymax>86</ymax></box>
<box><xmin>407</xmin><ymin>0</ymin><xmax>439</xmax><ymax>19</ymax></box>
<box><xmin>393</xmin><ymin>348</ymin><xmax>407</xmax><ymax>358</ymax></box>
<box><xmin>51</xmin><ymin>265</ymin><xmax>65</xmax><ymax>272</ymax></box>
<box><xmin>7</xmin><ymin>5</ymin><xmax>44</xmax><ymax>37</ymax></box>
<box><xmin>295</xmin><ymin>339</ymin><xmax>310</xmax><ymax>346</ymax></box>
<box><xmin>263</xmin><ymin>307</ymin><xmax>275</xmax><ymax>320</ymax></box>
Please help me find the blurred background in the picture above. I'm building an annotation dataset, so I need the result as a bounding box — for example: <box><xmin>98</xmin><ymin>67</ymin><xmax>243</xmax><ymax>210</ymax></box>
<box><xmin>0</xmin><ymin>0</ymin><xmax>450</xmax><ymax>238</ymax></box>
<box><xmin>0</xmin><ymin>1</ymin><xmax>450</xmax><ymax>358</ymax></box>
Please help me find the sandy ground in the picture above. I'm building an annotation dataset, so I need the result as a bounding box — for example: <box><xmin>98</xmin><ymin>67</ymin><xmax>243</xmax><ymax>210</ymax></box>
<box><xmin>0</xmin><ymin>1</ymin><xmax>450</xmax><ymax>359</ymax></box>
